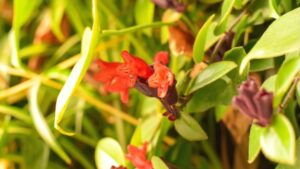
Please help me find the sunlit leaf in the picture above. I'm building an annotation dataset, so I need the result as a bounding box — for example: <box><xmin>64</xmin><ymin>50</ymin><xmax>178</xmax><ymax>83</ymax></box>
<box><xmin>276</xmin><ymin>137</ymin><xmax>300</xmax><ymax>169</ymax></box>
<box><xmin>152</xmin><ymin>156</ymin><xmax>169</xmax><ymax>169</ymax></box>
<box><xmin>55</xmin><ymin>0</ymin><xmax>101</xmax><ymax>135</ymax></box>
<box><xmin>260</xmin><ymin>113</ymin><xmax>296</xmax><ymax>165</ymax></box>
<box><xmin>174</xmin><ymin>113</ymin><xmax>207</xmax><ymax>141</ymax></box>
<box><xmin>240</xmin><ymin>7</ymin><xmax>300</xmax><ymax>74</ymax></box>
<box><xmin>95</xmin><ymin>138</ymin><xmax>125</xmax><ymax>169</ymax></box>
<box><xmin>248</xmin><ymin>124</ymin><xmax>263</xmax><ymax>163</ymax></box>
<box><xmin>274</xmin><ymin>57</ymin><xmax>300</xmax><ymax>107</ymax></box>
<box><xmin>215</xmin><ymin>0</ymin><xmax>236</xmax><ymax>34</ymax></box>
<box><xmin>193</xmin><ymin>14</ymin><xmax>214</xmax><ymax>63</ymax></box>
<box><xmin>29</xmin><ymin>79</ymin><xmax>71</xmax><ymax>164</ymax></box>
<box><xmin>134</xmin><ymin>0</ymin><xmax>154</xmax><ymax>35</ymax></box>
<box><xmin>187</xmin><ymin>61</ymin><xmax>237</xmax><ymax>94</ymax></box>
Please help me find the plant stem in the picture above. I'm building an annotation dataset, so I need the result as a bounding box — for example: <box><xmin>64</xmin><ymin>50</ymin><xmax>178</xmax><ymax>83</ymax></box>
<box><xmin>101</xmin><ymin>22</ymin><xmax>175</xmax><ymax>36</ymax></box>
<box><xmin>278</xmin><ymin>73</ymin><xmax>300</xmax><ymax>113</ymax></box>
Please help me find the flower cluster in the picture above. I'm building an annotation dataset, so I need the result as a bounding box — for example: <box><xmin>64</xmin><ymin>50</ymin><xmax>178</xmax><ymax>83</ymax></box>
<box><xmin>232</xmin><ymin>79</ymin><xmax>273</xmax><ymax>127</ymax></box>
<box><xmin>111</xmin><ymin>143</ymin><xmax>153</xmax><ymax>169</ymax></box>
<box><xmin>94</xmin><ymin>51</ymin><xmax>179</xmax><ymax>120</ymax></box>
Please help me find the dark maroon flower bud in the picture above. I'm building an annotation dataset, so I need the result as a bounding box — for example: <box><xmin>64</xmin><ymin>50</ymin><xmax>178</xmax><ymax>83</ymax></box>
<box><xmin>151</xmin><ymin>0</ymin><xmax>186</xmax><ymax>12</ymax></box>
<box><xmin>232</xmin><ymin>79</ymin><xmax>273</xmax><ymax>127</ymax></box>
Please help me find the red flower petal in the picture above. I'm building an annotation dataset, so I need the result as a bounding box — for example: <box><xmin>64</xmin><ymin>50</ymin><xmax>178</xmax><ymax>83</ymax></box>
<box><xmin>126</xmin><ymin>143</ymin><xmax>153</xmax><ymax>169</ymax></box>
<box><xmin>148</xmin><ymin>62</ymin><xmax>174</xmax><ymax>98</ymax></box>
<box><xmin>121</xmin><ymin>51</ymin><xmax>153</xmax><ymax>79</ymax></box>
<box><xmin>154</xmin><ymin>51</ymin><xmax>169</xmax><ymax>65</ymax></box>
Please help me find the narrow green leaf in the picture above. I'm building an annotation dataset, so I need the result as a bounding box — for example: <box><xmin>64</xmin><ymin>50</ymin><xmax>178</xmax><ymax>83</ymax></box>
<box><xmin>55</xmin><ymin>0</ymin><xmax>101</xmax><ymax>135</ymax></box>
<box><xmin>240</xmin><ymin>7</ymin><xmax>300</xmax><ymax>74</ymax></box>
<box><xmin>174</xmin><ymin>113</ymin><xmax>208</xmax><ymax>141</ymax></box>
<box><xmin>248</xmin><ymin>124</ymin><xmax>263</xmax><ymax>163</ymax></box>
<box><xmin>0</xmin><ymin>105</ymin><xmax>31</xmax><ymax>123</ymax></box>
<box><xmin>50</xmin><ymin>0</ymin><xmax>66</xmax><ymax>41</ymax></box>
<box><xmin>260</xmin><ymin>113</ymin><xmax>296</xmax><ymax>165</ymax></box>
<box><xmin>95</xmin><ymin>138</ymin><xmax>125</xmax><ymax>169</ymax></box>
<box><xmin>193</xmin><ymin>14</ymin><xmax>215</xmax><ymax>63</ymax></box>
<box><xmin>274</xmin><ymin>57</ymin><xmax>300</xmax><ymax>107</ymax></box>
<box><xmin>215</xmin><ymin>0</ymin><xmax>236</xmax><ymax>34</ymax></box>
<box><xmin>152</xmin><ymin>156</ymin><xmax>169</xmax><ymax>169</ymax></box>
<box><xmin>29</xmin><ymin>79</ymin><xmax>71</xmax><ymax>164</ymax></box>
<box><xmin>187</xmin><ymin>61</ymin><xmax>237</xmax><ymax>94</ymax></box>
<box><xmin>141</xmin><ymin>115</ymin><xmax>161</xmax><ymax>142</ymax></box>
<box><xmin>134</xmin><ymin>0</ymin><xmax>154</xmax><ymax>35</ymax></box>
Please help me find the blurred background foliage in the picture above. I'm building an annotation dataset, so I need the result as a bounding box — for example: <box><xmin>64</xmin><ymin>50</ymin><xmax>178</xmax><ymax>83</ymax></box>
<box><xmin>0</xmin><ymin>0</ymin><xmax>300</xmax><ymax>169</ymax></box>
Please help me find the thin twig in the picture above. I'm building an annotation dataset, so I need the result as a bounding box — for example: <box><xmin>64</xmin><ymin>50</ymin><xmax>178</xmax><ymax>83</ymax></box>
<box><xmin>278</xmin><ymin>73</ymin><xmax>300</xmax><ymax>113</ymax></box>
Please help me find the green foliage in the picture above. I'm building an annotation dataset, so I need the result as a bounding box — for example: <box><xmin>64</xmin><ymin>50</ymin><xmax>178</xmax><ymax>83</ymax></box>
<box><xmin>1</xmin><ymin>0</ymin><xmax>300</xmax><ymax>168</ymax></box>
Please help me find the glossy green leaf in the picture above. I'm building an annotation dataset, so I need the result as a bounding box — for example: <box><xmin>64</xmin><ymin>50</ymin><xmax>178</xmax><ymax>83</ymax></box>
<box><xmin>248</xmin><ymin>124</ymin><xmax>263</xmax><ymax>163</ymax></box>
<box><xmin>186</xmin><ymin>79</ymin><xmax>233</xmax><ymax>113</ymax></box>
<box><xmin>95</xmin><ymin>138</ymin><xmax>125</xmax><ymax>169</ymax></box>
<box><xmin>134</xmin><ymin>0</ymin><xmax>154</xmax><ymax>35</ymax></box>
<box><xmin>215</xmin><ymin>0</ymin><xmax>236</xmax><ymax>34</ymax></box>
<box><xmin>193</xmin><ymin>14</ymin><xmax>215</xmax><ymax>63</ymax></box>
<box><xmin>29</xmin><ymin>79</ymin><xmax>71</xmax><ymax>164</ymax></box>
<box><xmin>174</xmin><ymin>113</ymin><xmax>208</xmax><ymax>141</ymax></box>
<box><xmin>260</xmin><ymin>113</ymin><xmax>296</xmax><ymax>164</ymax></box>
<box><xmin>250</xmin><ymin>58</ymin><xmax>274</xmax><ymax>72</ymax></box>
<box><xmin>240</xmin><ymin>7</ymin><xmax>300</xmax><ymax>74</ymax></box>
<box><xmin>262</xmin><ymin>75</ymin><xmax>277</xmax><ymax>92</ymax></box>
<box><xmin>141</xmin><ymin>115</ymin><xmax>162</xmax><ymax>142</ymax></box>
<box><xmin>55</xmin><ymin>0</ymin><xmax>101</xmax><ymax>135</ymax></box>
<box><xmin>224</xmin><ymin>47</ymin><xmax>248</xmax><ymax>83</ymax></box>
<box><xmin>152</xmin><ymin>156</ymin><xmax>169</xmax><ymax>169</ymax></box>
<box><xmin>187</xmin><ymin>61</ymin><xmax>237</xmax><ymax>94</ymax></box>
<box><xmin>274</xmin><ymin>57</ymin><xmax>300</xmax><ymax>107</ymax></box>
<box><xmin>276</xmin><ymin>137</ymin><xmax>300</xmax><ymax>169</ymax></box>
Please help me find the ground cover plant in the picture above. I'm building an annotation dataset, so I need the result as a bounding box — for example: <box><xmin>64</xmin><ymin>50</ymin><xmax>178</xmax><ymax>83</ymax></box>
<box><xmin>1</xmin><ymin>0</ymin><xmax>300</xmax><ymax>168</ymax></box>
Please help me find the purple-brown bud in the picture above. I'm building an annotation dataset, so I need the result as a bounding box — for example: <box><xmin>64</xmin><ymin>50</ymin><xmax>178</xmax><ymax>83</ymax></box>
<box><xmin>151</xmin><ymin>0</ymin><xmax>186</xmax><ymax>12</ymax></box>
<box><xmin>232</xmin><ymin>79</ymin><xmax>273</xmax><ymax>127</ymax></box>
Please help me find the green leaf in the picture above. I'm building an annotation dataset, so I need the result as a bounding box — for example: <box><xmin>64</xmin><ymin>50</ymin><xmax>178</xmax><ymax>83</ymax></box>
<box><xmin>50</xmin><ymin>0</ymin><xmax>66</xmax><ymax>41</ymax></box>
<box><xmin>151</xmin><ymin>156</ymin><xmax>169</xmax><ymax>169</ymax></box>
<box><xmin>262</xmin><ymin>75</ymin><xmax>277</xmax><ymax>92</ymax></box>
<box><xmin>55</xmin><ymin>0</ymin><xmax>101</xmax><ymax>135</ymax></box>
<box><xmin>0</xmin><ymin>105</ymin><xmax>31</xmax><ymax>124</ymax></box>
<box><xmin>215</xmin><ymin>0</ymin><xmax>236</xmax><ymax>34</ymax></box>
<box><xmin>274</xmin><ymin>57</ymin><xmax>300</xmax><ymax>107</ymax></box>
<box><xmin>193</xmin><ymin>14</ymin><xmax>215</xmax><ymax>63</ymax></box>
<box><xmin>296</xmin><ymin>81</ymin><xmax>300</xmax><ymax>106</ymax></box>
<box><xmin>240</xmin><ymin>7</ymin><xmax>300</xmax><ymax>74</ymax></box>
<box><xmin>174</xmin><ymin>113</ymin><xmax>208</xmax><ymax>141</ymax></box>
<box><xmin>187</xmin><ymin>61</ymin><xmax>237</xmax><ymax>94</ymax></box>
<box><xmin>95</xmin><ymin>138</ymin><xmax>125</xmax><ymax>169</ymax></box>
<box><xmin>248</xmin><ymin>124</ymin><xmax>263</xmax><ymax>163</ymax></box>
<box><xmin>269</xmin><ymin>0</ymin><xmax>281</xmax><ymax>19</ymax></box>
<box><xmin>134</xmin><ymin>0</ymin><xmax>154</xmax><ymax>35</ymax></box>
<box><xmin>260</xmin><ymin>113</ymin><xmax>296</xmax><ymax>165</ymax></box>
<box><xmin>29</xmin><ymin>79</ymin><xmax>71</xmax><ymax>164</ymax></box>
<box><xmin>224</xmin><ymin>47</ymin><xmax>248</xmax><ymax>83</ymax></box>
<box><xmin>186</xmin><ymin>79</ymin><xmax>232</xmax><ymax>113</ymax></box>
<box><xmin>141</xmin><ymin>115</ymin><xmax>162</xmax><ymax>142</ymax></box>
<box><xmin>276</xmin><ymin>137</ymin><xmax>300</xmax><ymax>169</ymax></box>
<box><xmin>250</xmin><ymin>58</ymin><xmax>274</xmax><ymax>72</ymax></box>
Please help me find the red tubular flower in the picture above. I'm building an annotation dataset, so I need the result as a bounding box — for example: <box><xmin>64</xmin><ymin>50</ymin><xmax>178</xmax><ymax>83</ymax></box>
<box><xmin>126</xmin><ymin>143</ymin><xmax>153</xmax><ymax>169</ymax></box>
<box><xmin>121</xmin><ymin>51</ymin><xmax>153</xmax><ymax>79</ymax></box>
<box><xmin>94</xmin><ymin>59</ymin><xmax>135</xmax><ymax>104</ymax></box>
<box><xmin>148</xmin><ymin>52</ymin><xmax>174</xmax><ymax>98</ymax></box>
